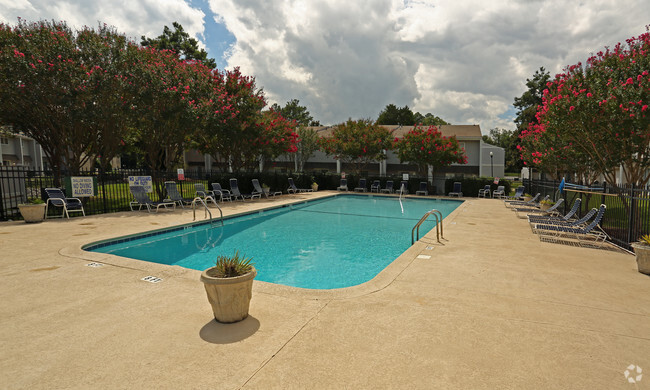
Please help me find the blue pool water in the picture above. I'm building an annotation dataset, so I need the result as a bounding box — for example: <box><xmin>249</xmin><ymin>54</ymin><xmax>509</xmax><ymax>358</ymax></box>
<box><xmin>87</xmin><ymin>195</ymin><xmax>462</xmax><ymax>289</ymax></box>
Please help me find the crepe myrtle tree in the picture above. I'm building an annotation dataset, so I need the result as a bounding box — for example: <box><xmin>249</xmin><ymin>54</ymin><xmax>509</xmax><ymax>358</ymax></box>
<box><xmin>393</xmin><ymin>125</ymin><xmax>467</xmax><ymax>178</ymax></box>
<box><xmin>520</xmin><ymin>29</ymin><xmax>650</xmax><ymax>187</ymax></box>
<box><xmin>319</xmin><ymin>118</ymin><xmax>392</xmax><ymax>175</ymax></box>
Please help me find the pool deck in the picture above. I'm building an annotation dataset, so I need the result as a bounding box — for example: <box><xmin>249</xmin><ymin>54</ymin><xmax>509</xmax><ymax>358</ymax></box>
<box><xmin>1</xmin><ymin>192</ymin><xmax>649</xmax><ymax>389</ymax></box>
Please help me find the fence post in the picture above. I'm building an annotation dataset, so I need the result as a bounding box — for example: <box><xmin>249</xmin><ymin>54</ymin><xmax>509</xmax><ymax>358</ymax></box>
<box><xmin>99</xmin><ymin>166</ymin><xmax>108</xmax><ymax>215</ymax></box>
<box><xmin>627</xmin><ymin>183</ymin><xmax>636</xmax><ymax>243</ymax></box>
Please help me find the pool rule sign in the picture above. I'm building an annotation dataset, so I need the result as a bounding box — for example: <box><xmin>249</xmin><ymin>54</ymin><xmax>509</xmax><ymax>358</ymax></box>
<box><xmin>69</xmin><ymin>176</ymin><xmax>96</xmax><ymax>197</ymax></box>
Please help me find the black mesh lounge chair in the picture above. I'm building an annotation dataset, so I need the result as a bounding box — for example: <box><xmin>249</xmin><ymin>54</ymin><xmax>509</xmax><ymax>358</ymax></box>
<box><xmin>230</xmin><ymin>178</ymin><xmax>261</xmax><ymax>201</ymax></box>
<box><xmin>380</xmin><ymin>180</ymin><xmax>394</xmax><ymax>194</ymax></box>
<box><xmin>211</xmin><ymin>183</ymin><xmax>232</xmax><ymax>202</ymax></box>
<box><xmin>164</xmin><ymin>181</ymin><xmax>193</xmax><ymax>208</ymax></box>
<box><xmin>398</xmin><ymin>181</ymin><xmax>408</xmax><ymax>194</ymax></box>
<box><xmin>370</xmin><ymin>180</ymin><xmax>381</xmax><ymax>193</ymax></box>
<box><xmin>528</xmin><ymin>198</ymin><xmax>581</xmax><ymax>225</ymax></box>
<box><xmin>354</xmin><ymin>178</ymin><xmax>367</xmax><ymax>192</ymax></box>
<box><xmin>448</xmin><ymin>182</ymin><xmax>462</xmax><ymax>197</ymax></box>
<box><xmin>287</xmin><ymin>177</ymin><xmax>312</xmax><ymax>194</ymax></box>
<box><xmin>194</xmin><ymin>183</ymin><xmax>217</xmax><ymax>205</ymax></box>
<box><xmin>44</xmin><ymin>187</ymin><xmax>85</xmax><ymax>219</ymax></box>
<box><xmin>534</xmin><ymin>205</ymin><xmax>609</xmax><ymax>247</ymax></box>
<box><xmin>492</xmin><ymin>185</ymin><xmax>506</xmax><ymax>198</ymax></box>
<box><xmin>252</xmin><ymin>179</ymin><xmax>281</xmax><ymax>198</ymax></box>
<box><xmin>129</xmin><ymin>185</ymin><xmax>175</xmax><ymax>212</ymax></box>
<box><xmin>504</xmin><ymin>186</ymin><xmax>525</xmax><ymax>201</ymax></box>
<box><xmin>337</xmin><ymin>179</ymin><xmax>348</xmax><ymax>191</ymax></box>
<box><xmin>478</xmin><ymin>185</ymin><xmax>491</xmax><ymax>198</ymax></box>
<box><xmin>415</xmin><ymin>182</ymin><xmax>428</xmax><ymax>196</ymax></box>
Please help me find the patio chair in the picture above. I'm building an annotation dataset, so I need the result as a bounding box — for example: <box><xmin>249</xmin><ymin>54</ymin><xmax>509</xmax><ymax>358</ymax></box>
<box><xmin>531</xmin><ymin>206</ymin><xmax>599</xmax><ymax>232</ymax></box>
<box><xmin>380</xmin><ymin>180</ymin><xmax>394</xmax><ymax>194</ymax></box>
<box><xmin>513</xmin><ymin>197</ymin><xmax>561</xmax><ymax>219</ymax></box>
<box><xmin>492</xmin><ymin>185</ymin><xmax>505</xmax><ymax>199</ymax></box>
<box><xmin>252</xmin><ymin>179</ymin><xmax>281</xmax><ymax>198</ymax></box>
<box><xmin>44</xmin><ymin>187</ymin><xmax>85</xmax><ymax>219</ymax></box>
<box><xmin>415</xmin><ymin>182</ymin><xmax>428</xmax><ymax>196</ymax></box>
<box><xmin>478</xmin><ymin>185</ymin><xmax>491</xmax><ymax>198</ymax></box>
<box><xmin>370</xmin><ymin>180</ymin><xmax>381</xmax><ymax>193</ymax></box>
<box><xmin>164</xmin><ymin>181</ymin><xmax>193</xmax><ymax>208</ymax></box>
<box><xmin>129</xmin><ymin>185</ymin><xmax>176</xmax><ymax>212</ymax></box>
<box><xmin>534</xmin><ymin>205</ymin><xmax>609</xmax><ymax>247</ymax></box>
<box><xmin>510</xmin><ymin>194</ymin><xmax>549</xmax><ymax>214</ymax></box>
<box><xmin>194</xmin><ymin>183</ymin><xmax>217</xmax><ymax>205</ymax></box>
<box><xmin>448</xmin><ymin>182</ymin><xmax>462</xmax><ymax>197</ymax></box>
<box><xmin>528</xmin><ymin>198</ymin><xmax>581</xmax><ymax>225</ymax></box>
<box><xmin>230</xmin><ymin>178</ymin><xmax>261</xmax><ymax>201</ymax></box>
<box><xmin>354</xmin><ymin>178</ymin><xmax>367</xmax><ymax>192</ymax></box>
<box><xmin>525</xmin><ymin>198</ymin><xmax>564</xmax><ymax>217</ymax></box>
<box><xmin>211</xmin><ymin>182</ymin><xmax>232</xmax><ymax>202</ymax></box>
<box><xmin>287</xmin><ymin>177</ymin><xmax>312</xmax><ymax>194</ymax></box>
<box><xmin>398</xmin><ymin>181</ymin><xmax>409</xmax><ymax>194</ymax></box>
<box><xmin>337</xmin><ymin>179</ymin><xmax>348</xmax><ymax>191</ymax></box>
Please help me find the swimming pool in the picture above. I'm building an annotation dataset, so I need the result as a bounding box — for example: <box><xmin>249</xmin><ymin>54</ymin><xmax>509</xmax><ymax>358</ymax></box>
<box><xmin>87</xmin><ymin>195</ymin><xmax>462</xmax><ymax>289</ymax></box>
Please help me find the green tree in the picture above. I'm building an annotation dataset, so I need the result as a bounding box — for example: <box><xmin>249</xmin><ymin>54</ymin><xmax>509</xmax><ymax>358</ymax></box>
<box><xmin>377</xmin><ymin>104</ymin><xmax>415</xmax><ymax>125</ymax></box>
<box><xmin>513</xmin><ymin>67</ymin><xmax>551</xmax><ymax>133</ymax></box>
<box><xmin>413</xmin><ymin>112</ymin><xmax>450</xmax><ymax>126</ymax></box>
<box><xmin>141</xmin><ymin>22</ymin><xmax>216</xmax><ymax>69</ymax></box>
<box><xmin>270</xmin><ymin>98</ymin><xmax>320</xmax><ymax>126</ymax></box>
<box><xmin>319</xmin><ymin>119</ymin><xmax>391</xmax><ymax>174</ymax></box>
<box><xmin>293</xmin><ymin>126</ymin><xmax>320</xmax><ymax>172</ymax></box>
<box><xmin>393</xmin><ymin>125</ymin><xmax>467</xmax><ymax>176</ymax></box>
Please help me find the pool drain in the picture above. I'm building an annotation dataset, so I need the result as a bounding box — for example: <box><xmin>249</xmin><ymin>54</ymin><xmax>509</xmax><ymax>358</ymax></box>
<box><xmin>142</xmin><ymin>276</ymin><xmax>163</xmax><ymax>283</ymax></box>
<box><xmin>86</xmin><ymin>262</ymin><xmax>104</xmax><ymax>267</ymax></box>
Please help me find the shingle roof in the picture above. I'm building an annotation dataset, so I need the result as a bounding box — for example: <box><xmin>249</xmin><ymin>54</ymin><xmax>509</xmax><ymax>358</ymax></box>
<box><xmin>308</xmin><ymin>124</ymin><xmax>482</xmax><ymax>140</ymax></box>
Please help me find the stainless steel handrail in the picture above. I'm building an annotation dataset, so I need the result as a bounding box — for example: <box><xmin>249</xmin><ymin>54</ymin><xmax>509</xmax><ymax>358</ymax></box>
<box><xmin>192</xmin><ymin>197</ymin><xmax>223</xmax><ymax>226</ymax></box>
<box><xmin>411</xmin><ymin>209</ymin><xmax>444</xmax><ymax>244</ymax></box>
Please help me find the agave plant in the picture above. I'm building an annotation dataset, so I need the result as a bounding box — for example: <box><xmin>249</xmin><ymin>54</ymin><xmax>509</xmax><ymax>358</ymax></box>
<box><xmin>207</xmin><ymin>250</ymin><xmax>254</xmax><ymax>278</ymax></box>
<box><xmin>638</xmin><ymin>234</ymin><xmax>650</xmax><ymax>246</ymax></box>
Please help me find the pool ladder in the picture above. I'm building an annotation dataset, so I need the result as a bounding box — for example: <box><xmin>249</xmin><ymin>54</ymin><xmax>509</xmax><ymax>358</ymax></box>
<box><xmin>412</xmin><ymin>209</ymin><xmax>444</xmax><ymax>244</ymax></box>
<box><xmin>192</xmin><ymin>197</ymin><xmax>223</xmax><ymax>226</ymax></box>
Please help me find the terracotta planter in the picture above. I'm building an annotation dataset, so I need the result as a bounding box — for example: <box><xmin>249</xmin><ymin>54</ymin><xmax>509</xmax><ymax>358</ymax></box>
<box><xmin>631</xmin><ymin>243</ymin><xmax>650</xmax><ymax>275</ymax></box>
<box><xmin>18</xmin><ymin>204</ymin><xmax>46</xmax><ymax>223</ymax></box>
<box><xmin>311</xmin><ymin>183</ymin><xmax>318</xmax><ymax>192</ymax></box>
<box><xmin>200</xmin><ymin>267</ymin><xmax>256</xmax><ymax>323</ymax></box>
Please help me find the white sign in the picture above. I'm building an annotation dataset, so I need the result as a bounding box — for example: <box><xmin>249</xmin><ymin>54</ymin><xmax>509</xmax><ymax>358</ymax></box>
<box><xmin>128</xmin><ymin>176</ymin><xmax>153</xmax><ymax>193</ymax></box>
<box><xmin>71</xmin><ymin>177</ymin><xmax>95</xmax><ymax>197</ymax></box>
<box><xmin>402</xmin><ymin>173</ymin><xmax>409</xmax><ymax>180</ymax></box>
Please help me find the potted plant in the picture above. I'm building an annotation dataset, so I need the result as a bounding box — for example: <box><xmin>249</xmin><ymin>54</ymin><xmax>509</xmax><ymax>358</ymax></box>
<box><xmin>18</xmin><ymin>197</ymin><xmax>46</xmax><ymax>223</ymax></box>
<box><xmin>200</xmin><ymin>251</ymin><xmax>256</xmax><ymax>323</ymax></box>
<box><xmin>539</xmin><ymin>199</ymin><xmax>555</xmax><ymax>211</ymax></box>
<box><xmin>311</xmin><ymin>181</ymin><xmax>319</xmax><ymax>191</ymax></box>
<box><xmin>523</xmin><ymin>193</ymin><xmax>533</xmax><ymax>202</ymax></box>
<box><xmin>631</xmin><ymin>234</ymin><xmax>650</xmax><ymax>275</ymax></box>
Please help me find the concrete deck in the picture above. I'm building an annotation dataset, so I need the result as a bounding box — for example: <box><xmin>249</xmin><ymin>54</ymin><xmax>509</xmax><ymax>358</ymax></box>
<box><xmin>1</xmin><ymin>192</ymin><xmax>648</xmax><ymax>389</ymax></box>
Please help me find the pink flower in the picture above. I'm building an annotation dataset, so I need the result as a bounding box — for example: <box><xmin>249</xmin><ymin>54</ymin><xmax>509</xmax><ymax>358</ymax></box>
<box><xmin>642</xmin><ymin>105</ymin><xmax>648</xmax><ymax>112</ymax></box>
<box><xmin>569</xmin><ymin>106</ymin><xmax>575</xmax><ymax>111</ymax></box>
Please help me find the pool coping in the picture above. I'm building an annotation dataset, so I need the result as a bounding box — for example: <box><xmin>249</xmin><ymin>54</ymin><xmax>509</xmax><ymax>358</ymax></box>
<box><xmin>60</xmin><ymin>192</ymin><xmax>468</xmax><ymax>300</ymax></box>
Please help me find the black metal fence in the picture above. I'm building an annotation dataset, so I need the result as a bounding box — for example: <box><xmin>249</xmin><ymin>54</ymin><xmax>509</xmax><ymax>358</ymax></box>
<box><xmin>523</xmin><ymin>178</ymin><xmax>650</xmax><ymax>249</ymax></box>
<box><xmin>0</xmin><ymin>167</ymin><xmax>432</xmax><ymax>221</ymax></box>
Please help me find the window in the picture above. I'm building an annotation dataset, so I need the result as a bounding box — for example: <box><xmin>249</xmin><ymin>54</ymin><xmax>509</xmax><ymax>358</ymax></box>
<box><xmin>459</xmin><ymin>142</ymin><xmax>465</xmax><ymax>150</ymax></box>
<box><xmin>0</xmin><ymin>137</ymin><xmax>9</xmax><ymax>145</ymax></box>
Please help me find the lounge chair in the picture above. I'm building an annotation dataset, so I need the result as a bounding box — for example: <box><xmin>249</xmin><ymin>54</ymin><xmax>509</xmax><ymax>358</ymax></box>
<box><xmin>337</xmin><ymin>179</ymin><xmax>348</xmax><ymax>191</ymax></box>
<box><xmin>194</xmin><ymin>183</ymin><xmax>217</xmax><ymax>205</ymax></box>
<box><xmin>534</xmin><ymin>205</ymin><xmax>609</xmax><ymax>247</ymax></box>
<box><xmin>531</xmin><ymin>206</ymin><xmax>599</xmax><ymax>232</ymax></box>
<box><xmin>354</xmin><ymin>178</ymin><xmax>367</xmax><ymax>192</ymax></box>
<box><xmin>505</xmin><ymin>193</ymin><xmax>540</xmax><ymax>208</ymax></box>
<box><xmin>510</xmin><ymin>194</ymin><xmax>549</xmax><ymax>214</ymax></box>
<box><xmin>526</xmin><ymin>198</ymin><xmax>564</xmax><ymax>217</ymax></box>
<box><xmin>492</xmin><ymin>185</ymin><xmax>505</xmax><ymax>199</ymax></box>
<box><xmin>528</xmin><ymin>198</ymin><xmax>581</xmax><ymax>225</ymax></box>
<box><xmin>211</xmin><ymin>183</ymin><xmax>232</xmax><ymax>202</ymax></box>
<box><xmin>230</xmin><ymin>178</ymin><xmax>261</xmax><ymax>201</ymax></box>
<box><xmin>448</xmin><ymin>182</ymin><xmax>462</xmax><ymax>197</ymax></box>
<box><xmin>287</xmin><ymin>177</ymin><xmax>312</xmax><ymax>194</ymax></box>
<box><xmin>252</xmin><ymin>179</ymin><xmax>281</xmax><ymax>198</ymax></box>
<box><xmin>513</xmin><ymin>196</ymin><xmax>560</xmax><ymax>219</ymax></box>
<box><xmin>415</xmin><ymin>182</ymin><xmax>428</xmax><ymax>196</ymax></box>
<box><xmin>380</xmin><ymin>180</ymin><xmax>394</xmax><ymax>194</ymax></box>
<box><xmin>370</xmin><ymin>180</ymin><xmax>381</xmax><ymax>193</ymax></box>
<box><xmin>398</xmin><ymin>181</ymin><xmax>409</xmax><ymax>194</ymax></box>
<box><xmin>44</xmin><ymin>187</ymin><xmax>85</xmax><ymax>219</ymax></box>
<box><xmin>129</xmin><ymin>185</ymin><xmax>175</xmax><ymax>212</ymax></box>
<box><xmin>164</xmin><ymin>181</ymin><xmax>193</xmax><ymax>208</ymax></box>
<box><xmin>504</xmin><ymin>186</ymin><xmax>525</xmax><ymax>201</ymax></box>
<box><xmin>478</xmin><ymin>185</ymin><xmax>491</xmax><ymax>198</ymax></box>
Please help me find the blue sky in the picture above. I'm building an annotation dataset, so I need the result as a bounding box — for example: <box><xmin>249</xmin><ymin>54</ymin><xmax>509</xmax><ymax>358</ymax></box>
<box><xmin>1</xmin><ymin>0</ymin><xmax>649</xmax><ymax>131</ymax></box>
